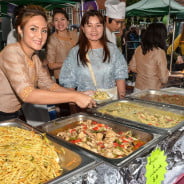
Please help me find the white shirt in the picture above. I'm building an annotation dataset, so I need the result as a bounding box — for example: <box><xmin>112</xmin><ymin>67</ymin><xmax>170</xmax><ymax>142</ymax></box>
<box><xmin>7</xmin><ymin>29</ymin><xmax>17</xmax><ymax>45</ymax></box>
<box><xmin>106</xmin><ymin>27</ymin><xmax>116</xmax><ymax>45</ymax></box>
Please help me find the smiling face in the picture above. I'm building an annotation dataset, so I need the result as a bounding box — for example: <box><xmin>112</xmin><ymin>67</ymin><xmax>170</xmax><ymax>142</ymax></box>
<box><xmin>82</xmin><ymin>15</ymin><xmax>103</xmax><ymax>44</ymax></box>
<box><xmin>53</xmin><ymin>13</ymin><xmax>69</xmax><ymax>32</ymax></box>
<box><xmin>18</xmin><ymin>15</ymin><xmax>48</xmax><ymax>56</ymax></box>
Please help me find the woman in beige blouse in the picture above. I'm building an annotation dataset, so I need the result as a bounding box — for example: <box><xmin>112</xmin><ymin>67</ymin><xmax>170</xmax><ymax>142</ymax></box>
<box><xmin>46</xmin><ymin>8</ymin><xmax>78</xmax><ymax>81</ymax></box>
<box><xmin>0</xmin><ymin>5</ymin><xmax>95</xmax><ymax>121</ymax></box>
<box><xmin>129</xmin><ymin>23</ymin><xmax>169</xmax><ymax>92</ymax></box>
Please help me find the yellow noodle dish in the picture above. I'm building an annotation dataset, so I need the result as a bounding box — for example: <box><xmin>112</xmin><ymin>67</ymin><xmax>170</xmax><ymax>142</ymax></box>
<box><xmin>92</xmin><ymin>91</ymin><xmax>113</xmax><ymax>104</ymax></box>
<box><xmin>0</xmin><ymin>126</ymin><xmax>63</xmax><ymax>184</ymax></box>
<box><xmin>97</xmin><ymin>102</ymin><xmax>184</xmax><ymax>128</ymax></box>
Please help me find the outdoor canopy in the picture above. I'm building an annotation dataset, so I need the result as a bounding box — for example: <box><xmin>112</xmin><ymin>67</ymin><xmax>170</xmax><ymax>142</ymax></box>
<box><xmin>0</xmin><ymin>0</ymin><xmax>90</xmax><ymax>11</ymax></box>
<box><xmin>126</xmin><ymin>0</ymin><xmax>184</xmax><ymax>17</ymax></box>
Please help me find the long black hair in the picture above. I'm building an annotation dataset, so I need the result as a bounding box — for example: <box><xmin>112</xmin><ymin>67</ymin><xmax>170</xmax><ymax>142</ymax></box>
<box><xmin>141</xmin><ymin>23</ymin><xmax>167</xmax><ymax>55</ymax></box>
<box><xmin>77</xmin><ymin>10</ymin><xmax>110</xmax><ymax>66</ymax></box>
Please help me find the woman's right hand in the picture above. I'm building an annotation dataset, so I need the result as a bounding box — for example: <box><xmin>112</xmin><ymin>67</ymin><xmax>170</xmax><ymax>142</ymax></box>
<box><xmin>74</xmin><ymin>93</ymin><xmax>96</xmax><ymax>109</ymax></box>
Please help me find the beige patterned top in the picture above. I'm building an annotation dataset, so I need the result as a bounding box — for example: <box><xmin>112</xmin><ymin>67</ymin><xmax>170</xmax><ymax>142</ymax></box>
<box><xmin>46</xmin><ymin>31</ymin><xmax>78</xmax><ymax>79</ymax></box>
<box><xmin>0</xmin><ymin>43</ymin><xmax>60</xmax><ymax>113</ymax></box>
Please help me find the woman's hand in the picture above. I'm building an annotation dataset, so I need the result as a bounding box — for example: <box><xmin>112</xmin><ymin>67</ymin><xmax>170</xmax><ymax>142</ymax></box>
<box><xmin>75</xmin><ymin>93</ymin><xmax>96</xmax><ymax>108</ymax></box>
<box><xmin>119</xmin><ymin>91</ymin><xmax>126</xmax><ymax>99</ymax></box>
<box><xmin>176</xmin><ymin>56</ymin><xmax>184</xmax><ymax>64</ymax></box>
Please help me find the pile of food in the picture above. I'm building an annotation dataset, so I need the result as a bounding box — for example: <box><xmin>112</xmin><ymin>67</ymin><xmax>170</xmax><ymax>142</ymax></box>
<box><xmin>0</xmin><ymin>127</ymin><xmax>63</xmax><ymax>184</ymax></box>
<box><xmin>56</xmin><ymin>119</ymin><xmax>145</xmax><ymax>159</ymax></box>
<box><xmin>97</xmin><ymin>102</ymin><xmax>184</xmax><ymax>128</ymax></box>
<box><xmin>138</xmin><ymin>94</ymin><xmax>184</xmax><ymax>106</ymax></box>
<box><xmin>92</xmin><ymin>91</ymin><xmax>110</xmax><ymax>101</ymax></box>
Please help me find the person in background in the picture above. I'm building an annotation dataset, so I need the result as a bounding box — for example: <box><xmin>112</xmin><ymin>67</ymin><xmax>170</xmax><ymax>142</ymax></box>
<box><xmin>0</xmin><ymin>5</ymin><xmax>95</xmax><ymax>121</ymax></box>
<box><xmin>125</xmin><ymin>26</ymin><xmax>141</xmax><ymax>63</ymax></box>
<box><xmin>167</xmin><ymin>24</ymin><xmax>184</xmax><ymax>71</ymax></box>
<box><xmin>129</xmin><ymin>23</ymin><xmax>169</xmax><ymax>92</ymax></box>
<box><xmin>59</xmin><ymin>10</ymin><xmax>128</xmax><ymax>101</ymax></box>
<box><xmin>105</xmin><ymin>0</ymin><xmax>126</xmax><ymax>45</ymax></box>
<box><xmin>46</xmin><ymin>8</ymin><xmax>78</xmax><ymax>82</ymax></box>
<box><xmin>120</xmin><ymin>23</ymin><xmax>127</xmax><ymax>57</ymax></box>
<box><xmin>46</xmin><ymin>8</ymin><xmax>79</xmax><ymax>116</ymax></box>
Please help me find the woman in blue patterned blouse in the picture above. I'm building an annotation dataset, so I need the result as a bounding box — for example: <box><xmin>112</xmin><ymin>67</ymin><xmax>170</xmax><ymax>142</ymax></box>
<box><xmin>59</xmin><ymin>10</ymin><xmax>128</xmax><ymax>99</ymax></box>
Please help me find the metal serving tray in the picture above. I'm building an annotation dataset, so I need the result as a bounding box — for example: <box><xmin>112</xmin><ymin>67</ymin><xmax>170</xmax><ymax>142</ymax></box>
<box><xmin>0</xmin><ymin>118</ymin><xmax>97</xmax><ymax>184</ymax></box>
<box><xmin>41</xmin><ymin>113</ymin><xmax>164</xmax><ymax>168</ymax></box>
<box><xmin>87</xmin><ymin>98</ymin><xmax>184</xmax><ymax>135</ymax></box>
<box><xmin>127</xmin><ymin>90</ymin><xmax>184</xmax><ymax>110</ymax></box>
<box><xmin>161</xmin><ymin>87</ymin><xmax>184</xmax><ymax>95</ymax></box>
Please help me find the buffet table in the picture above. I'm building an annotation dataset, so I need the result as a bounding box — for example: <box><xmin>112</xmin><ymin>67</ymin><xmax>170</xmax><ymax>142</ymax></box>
<box><xmin>1</xmin><ymin>87</ymin><xmax>184</xmax><ymax>184</ymax></box>
<box><xmin>57</xmin><ymin>87</ymin><xmax>184</xmax><ymax>184</ymax></box>
<box><xmin>63</xmin><ymin>128</ymin><xmax>184</xmax><ymax>184</ymax></box>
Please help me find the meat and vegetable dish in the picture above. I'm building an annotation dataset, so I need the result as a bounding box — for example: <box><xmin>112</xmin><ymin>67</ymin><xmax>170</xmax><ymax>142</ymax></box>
<box><xmin>55</xmin><ymin>119</ymin><xmax>145</xmax><ymax>159</ymax></box>
<box><xmin>138</xmin><ymin>94</ymin><xmax>184</xmax><ymax>106</ymax></box>
<box><xmin>0</xmin><ymin>127</ymin><xmax>63</xmax><ymax>184</ymax></box>
<box><xmin>97</xmin><ymin>102</ymin><xmax>184</xmax><ymax>128</ymax></box>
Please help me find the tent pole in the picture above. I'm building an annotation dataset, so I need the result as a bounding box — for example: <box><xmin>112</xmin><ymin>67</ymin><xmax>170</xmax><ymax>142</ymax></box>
<box><xmin>81</xmin><ymin>0</ymin><xmax>84</xmax><ymax>16</ymax></box>
<box><xmin>169</xmin><ymin>19</ymin><xmax>176</xmax><ymax>73</ymax></box>
<box><xmin>167</xmin><ymin>0</ymin><xmax>171</xmax><ymax>30</ymax></box>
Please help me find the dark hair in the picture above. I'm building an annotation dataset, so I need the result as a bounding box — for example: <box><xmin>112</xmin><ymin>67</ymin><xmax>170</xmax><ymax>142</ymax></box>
<box><xmin>77</xmin><ymin>10</ymin><xmax>110</xmax><ymax>66</ymax></box>
<box><xmin>52</xmin><ymin>8</ymin><xmax>69</xmax><ymax>21</ymax></box>
<box><xmin>141</xmin><ymin>23</ymin><xmax>167</xmax><ymax>55</ymax></box>
<box><xmin>12</xmin><ymin>5</ymin><xmax>25</xmax><ymax>28</ymax></box>
<box><xmin>104</xmin><ymin>16</ymin><xmax>113</xmax><ymax>24</ymax></box>
<box><xmin>15</xmin><ymin>5</ymin><xmax>47</xmax><ymax>41</ymax></box>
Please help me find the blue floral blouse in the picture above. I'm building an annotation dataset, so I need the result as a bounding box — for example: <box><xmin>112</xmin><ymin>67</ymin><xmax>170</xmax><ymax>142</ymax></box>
<box><xmin>59</xmin><ymin>43</ymin><xmax>128</xmax><ymax>91</ymax></box>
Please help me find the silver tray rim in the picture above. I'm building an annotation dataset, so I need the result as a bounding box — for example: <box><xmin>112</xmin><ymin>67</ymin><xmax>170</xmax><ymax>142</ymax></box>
<box><xmin>87</xmin><ymin>98</ymin><xmax>184</xmax><ymax>135</ymax></box>
<box><xmin>41</xmin><ymin>112</ymin><xmax>165</xmax><ymax>168</ymax></box>
<box><xmin>0</xmin><ymin>118</ymin><xmax>98</xmax><ymax>184</ymax></box>
<box><xmin>127</xmin><ymin>89</ymin><xmax>184</xmax><ymax>110</ymax></box>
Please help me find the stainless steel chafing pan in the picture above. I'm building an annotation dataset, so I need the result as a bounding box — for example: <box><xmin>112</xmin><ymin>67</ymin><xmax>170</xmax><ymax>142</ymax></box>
<box><xmin>41</xmin><ymin>113</ymin><xmax>164</xmax><ymax>168</ymax></box>
<box><xmin>87</xmin><ymin>98</ymin><xmax>184</xmax><ymax>134</ymax></box>
<box><xmin>0</xmin><ymin>118</ymin><xmax>97</xmax><ymax>184</ymax></box>
<box><xmin>127</xmin><ymin>89</ymin><xmax>184</xmax><ymax>110</ymax></box>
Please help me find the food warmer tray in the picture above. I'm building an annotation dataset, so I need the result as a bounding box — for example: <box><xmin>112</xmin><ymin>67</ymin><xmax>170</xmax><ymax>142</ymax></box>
<box><xmin>161</xmin><ymin>87</ymin><xmax>184</xmax><ymax>95</ymax></box>
<box><xmin>127</xmin><ymin>89</ymin><xmax>184</xmax><ymax>110</ymax></box>
<box><xmin>40</xmin><ymin>113</ymin><xmax>164</xmax><ymax>168</ymax></box>
<box><xmin>0</xmin><ymin>118</ymin><xmax>98</xmax><ymax>184</ymax></box>
<box><xmin>87</xmin><ymin>98</ymin><xmax>184</xmax><ymax>135</ymax></box>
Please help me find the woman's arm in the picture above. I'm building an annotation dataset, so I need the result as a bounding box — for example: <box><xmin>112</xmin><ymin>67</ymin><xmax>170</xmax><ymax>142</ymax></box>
<box><xmin>167</xmin><ymin>34</ymin><xmax>181</xmax><ymax>55</ymax></box>
<box><xmin>48</xmin><ymin>62</ymin><xmax>62</xmax><ymax>70</ymax></box>
<box><xmin>129</xmin><ymin>54</ymin><xmax>137</xmax><ymax>73</ymax></box>
<box><xmin>116</xmin><ymin>79</ymin><xmax>126</xmax><ymax>99</ymax></box>
<box><xmin>24</xmin><ymin>87</ymin><xmax>96</xmax><ymax>109</ymax></box>
<box><xmin>157</xmin><ymin>49</ymin><xmax>169</xmax><ymax>84</ymax></box>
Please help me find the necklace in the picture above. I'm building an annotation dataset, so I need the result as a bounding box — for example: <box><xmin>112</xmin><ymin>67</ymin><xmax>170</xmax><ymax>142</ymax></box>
<box><xmin>19</xmin><ymin>43</ymin><xmax>35</xmax><ymax>68</ymax></box>
<box><xmin>19</xmin><ymin>42</ymin><xmax>34</xmax><ymax>60</ymax></box>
